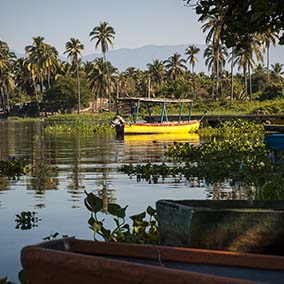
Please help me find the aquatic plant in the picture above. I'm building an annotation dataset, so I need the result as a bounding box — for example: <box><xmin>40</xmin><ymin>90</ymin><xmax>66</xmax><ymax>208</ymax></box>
<box><xmin>198</xmin><ymin>119</ymin><xmax>264</xmax><ymax>137</ymax></box>
<box><xmin>0</xmin><ymin>157</ymin><xmax>28</xmax><ymax>178</ymax></box>
<box><xmin>119</xmin><ymin>138</ymin><xmax>284</xmax><ymax>199</ymax></box>
<box><xmin>84</xmin><ymin>192</ymin><xmax>159</xmax><ymax>244</ymax></box>
<box><xmin>45</xmin><ymin>122</ymin><xmax>114</xmax><ymax>134</ymax></box>
<box><xmin>15</xmin><ymin>211</ymin><xmax>41</xmax><ymax>230</ymax></box>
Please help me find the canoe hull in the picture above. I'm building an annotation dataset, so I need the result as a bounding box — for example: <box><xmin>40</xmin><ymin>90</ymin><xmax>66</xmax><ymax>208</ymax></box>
<box><xmin>21</xmin><ymin>238</ymin><xmax>284</xmax><ymax>284</ymax></box>
<box><xmin>123</xmin><ymin>120</ymin><xmax>200</xmax><ymax>134</ymax></box>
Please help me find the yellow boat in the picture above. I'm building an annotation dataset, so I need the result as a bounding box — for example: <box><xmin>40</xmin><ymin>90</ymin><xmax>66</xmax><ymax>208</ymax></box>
<box><xmin>124</xmin><ymin>120</ymin><xmax>200</xmax><ymax>134</ymax></box>
<box><xmin>111</xmin><ymin>97</ymin><xmax>205</xmax><ymax>135</ymax></box>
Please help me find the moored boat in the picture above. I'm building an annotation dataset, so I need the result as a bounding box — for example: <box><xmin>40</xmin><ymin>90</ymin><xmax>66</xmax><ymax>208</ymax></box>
<box><xmin>156</xmin><ymin>199</ymin><xmax>284</xmax><ymax>254</ymax></box>
<box><xmin>21</xmin><ymin>237</ymin><xmax>284</xmax><ymax>284</ymax></box>
<box><xmin>111</xmin><ymin>97</ymin><xmax>205</xmax><ymax>135</ymax></box>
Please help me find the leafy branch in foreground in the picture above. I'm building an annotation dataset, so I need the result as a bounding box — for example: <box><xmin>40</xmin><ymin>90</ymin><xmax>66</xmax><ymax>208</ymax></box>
<box><xmin>84</xmin><ymin>191</ymin><xmax>159</xmax><ymax>244</ymax></box>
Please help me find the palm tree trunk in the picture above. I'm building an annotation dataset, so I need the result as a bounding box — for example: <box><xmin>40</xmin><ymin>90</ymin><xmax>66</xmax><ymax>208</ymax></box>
<box><xmin>267</xmin><ymin>45</ymin><xmax>270</xmax><ymax>85</ymax></box>
<box><xmin>77</xmin><ymin>64</ymin><xmax>81</xmax><ymax>114</ymax></box>
<box><xmin>48</xmin><ymin>69</ymin><xmax>51</xmax><ymax>89</ymax></box>
<box><xmin>248</xmin><ymin>64</ymin><xmax>252</xmax><ymax>101</ymax></box>
<box><xmin>243</xmin><ymin>63</ymin><xmax>247</xmax><ymax>98</ymax></box>
<box><xmin>230</xmin><ymin>48</ymin><xmax>234</xmax><ymax>100</ymax></box>
<box><xmin>215</xmin><ymin>48</ymin><xmax>219</xmax><ymax>100</ymax></box>
<box><xmin>103</xmin><ymin>53</ymin><xmax>111</xmax><ymax>111</ymax></box>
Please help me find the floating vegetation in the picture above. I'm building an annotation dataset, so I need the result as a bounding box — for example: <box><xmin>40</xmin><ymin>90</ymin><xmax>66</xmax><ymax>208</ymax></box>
<box><xmin>85</xmin><ymin>192</ymin><xmax>159</xmax><ymax>244</ymax></box>
<box><xmin>44</xmin><ymin>113</ymin><xmax>116</xmax><ymax>133</ymax></box>
<box><xmin>198</xmin><ymin>119</ymin><xmax>264</xmax><ymax>138</ymax></box>
<box><xmin>0</xmin><ymin>157</ymin><xmax>28</xmax><ymax>178</ymax></box>
<box><xmin>119</xmin><ymin>138</ymin><xmax>284</xmax><ymax>200</ymax></box>
<box><xmin>15</xmin><ymin>211</ymin><xmax>41</xmax><ymax>230</ymax></box>
<box><xmin>45</xmin><ymin>122</ymin><xmax>114</xmax><ymax>134</ymax></box>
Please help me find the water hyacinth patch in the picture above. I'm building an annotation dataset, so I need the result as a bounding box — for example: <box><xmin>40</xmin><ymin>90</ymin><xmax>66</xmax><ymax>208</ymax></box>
<box><xmin>119</xmin><ymin>138</ymin><xmax>284</xmax><ymax>200</ymax></box>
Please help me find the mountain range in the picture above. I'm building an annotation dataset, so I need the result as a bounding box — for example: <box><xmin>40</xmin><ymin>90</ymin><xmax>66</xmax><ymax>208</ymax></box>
<box><xmin>13</xmin><ymin>44</ymin><xmax>284</xmax><ymax>74</ymax></box>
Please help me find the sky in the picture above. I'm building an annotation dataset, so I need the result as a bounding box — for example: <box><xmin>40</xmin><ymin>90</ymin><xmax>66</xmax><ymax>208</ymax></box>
<box><xmin>0</xmin><ymin>0</ymin><xmax>205</xmax><ymax>56</ymax></box>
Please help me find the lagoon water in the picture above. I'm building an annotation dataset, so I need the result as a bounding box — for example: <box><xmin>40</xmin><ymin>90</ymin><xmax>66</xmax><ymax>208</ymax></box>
<box><xmin>0</xmin><ymin>121</ymin><xmax>207</xmax><ymax>282</ymax></box>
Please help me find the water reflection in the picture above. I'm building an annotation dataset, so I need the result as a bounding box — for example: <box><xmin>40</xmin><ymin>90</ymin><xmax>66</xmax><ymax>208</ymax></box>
<box><xmin>0</xmin><ymin>121</ymin><xmax>208</xmax><ymax>282</ymax></box>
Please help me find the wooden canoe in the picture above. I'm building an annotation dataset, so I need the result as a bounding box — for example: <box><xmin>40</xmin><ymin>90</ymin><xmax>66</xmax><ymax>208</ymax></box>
<box><xmin>21</xmin><ymin>237</ymin><xmax>284</xmax><ymax>284</ymax></box>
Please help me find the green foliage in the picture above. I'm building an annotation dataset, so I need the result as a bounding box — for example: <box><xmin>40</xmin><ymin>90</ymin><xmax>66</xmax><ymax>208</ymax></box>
<box><xmin>259</xmin><ymin>83</ymin><xmax>284</xmax><ymax>101</ymax></box>
<box><xmin>15</xmin><ymin>211</ymin><xmax>41</xmax><ymax>230</ymax></box>
<box><xmin>0</xmin><ymin>157</ymin><xmax>28</xmax><ymax>178</ymax></box>
<box><xmin>44</xmin><ymin>113</ymin><xmax>115</xmax><ymax>133</ymax></box>
<box><xmin>194</xmin><ymin>98</ymin><xmax>284</xmax><ymax>115</ymax></box>
<box><xmin>45</xmin><ymin>113</ymin><xmax>114</xmax><ymax>122</ymax></box>
<box><xmin>45</xmin><ymin>121</ymin><xmax>114</xmax><ymax>134</ymax></box>
<box><xmin>119</xmin><ymin>163</ymin><xmax>178</xmax><ymax>184</ymax></box>
<box><xmin>198</xmin><ymin>119</ymin><xmax>264</xmax><ymax>137</ymax></box>
<box><xmin>120</xmin><ymin>138</ymin><xmax>284</xmax><ymax>199</ymax></box>
<box><xmin>43</xmin><ymin>76</ymin><xmax>92</xmax><ymax>113</ymax></box>
<box><xmin>84</xmin><ymin>192</ymin><xmax>159</xmax><ymax>244</ymax></box>
<box><xmin>0</xmin><ymin>277</ymin><xmax>14</xmax><ymax>284</ymax></box>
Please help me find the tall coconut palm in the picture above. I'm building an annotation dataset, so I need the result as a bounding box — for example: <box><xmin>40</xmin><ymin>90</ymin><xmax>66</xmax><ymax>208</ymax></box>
<box><xmin>42</xmin><ymin>44</ymin><xmax>59</xmax><ymax>88</ymax></box>
<box><xmin>89</xmin><ymin>21</ymin><xmax>115</xmax><ymax>110</ymax></box>
<box><xmin>146</xmin><ymin>59</ymin><xmax>165</xmax><ymax>96</ymax></box>
<box><xmin>185</xmin><ymin>45</ymin><xmax>200</xmax><ymax>74</ymax></box>
<box><xmin>0</xmin><ymin>41</ymin><xmax>15</xmax><ymax>112</ymax></box>
<box><xmin>261</xmin><ymin>30</ymin><xmax>278</xmax><ymax>85</ymax></box>
<box><xmin>164</xmin><ymin>53</ymin><xmax>187</xmax><ymax>81</ymax></box>
<box><xmin>204</xmin><ymin>44</ymin><xmax>228</xmax><ymax>99</ymax></box>
<box><xmin>25</xmin><ymin>36</ymin><xmax>46</xmax><ymax>96</ymax></box>
<box><xmin>201</xmin><ymin>5</ymin><xmax>225</xmax><ymax>99</ymax></box>
<box><xmin>271</xmin><ymin>63</ymin><xmax>284</xmax><ymax>83</ymax></box>
<box><xmin>64</xmin><ymin>38</ymin><xmax>84</xmax><ymax>114</ymax></box>
<box><xmin>234</xmin><ymin>34</ymin><xmax>263</xmax><ymax>100</ymax></box>
<box><xmin>87</xmin><ymin>58</ymin><xmax>117</xmax><ymax>112</ymax></box>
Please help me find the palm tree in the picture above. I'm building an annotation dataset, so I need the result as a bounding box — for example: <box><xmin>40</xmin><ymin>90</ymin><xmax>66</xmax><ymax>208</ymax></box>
<box><xmin>234</xmin><ymin>34</ymin><xmax>263</xmax><ymax>100</ymax></box>
<box><xmin>146</xmin><ymin>59</ymin><xmax>165</xmax><ymax>97</ymax></box>
<box><xmin>201</xmin><ymin>6</ymin><xmax>225</xmax><ymax>99</ymax></box>
<box><xmin>89</xmin><ymin>21</ymin><xmax>115</xmax><ymax>110</ymax></box>
<box><xmin>204</xmin><ymin>44</ymin><xmax>228</xmax><ymax>99</ymax></box>
<box><xmin>42</xmin><ymin>44</ymin><xmax>59</xmax><ymax>88</ymax></box>
<box><xmin>0</xmin><ymin>41</ymin><xmax>15</xmax><ymax>112</ymax></box>
<box><xmin>271</xmin><ymin>63</ymin><xmax>284</xmax><ymax>83</ymax></box>
<box><xmin>87</xmin><ymin>58</ymin><xmax>117</xmax><ymax>112</ymax></box>
<box><xmin>25</xmin><ymin>36</ymin><xmax>46</xmax><ymax>96</ymax></box>
<box><xmin>185</xmin><ymin>45</ymin><xmax>200</xmax><ymax>74</ymax></box>
<box><xmin>164</xmin><ymin>53</ymin><xmax>187</xmax><ymax>81</ymax></box>
<box><xmin>64</xmin><ymin>38</ymin><xmax>84</xmax><ymax>114</ymax></box>
<box><xmin>261</xmin><ymin>30</ymin><xmax>278</xmax><ymax>85</ymax></box>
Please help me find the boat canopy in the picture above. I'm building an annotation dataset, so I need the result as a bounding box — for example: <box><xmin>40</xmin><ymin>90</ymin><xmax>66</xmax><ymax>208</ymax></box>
<box><xmin>116</xmin><ymin>97</ymin><xmax>194</xmax><ymax>123</ymax></box>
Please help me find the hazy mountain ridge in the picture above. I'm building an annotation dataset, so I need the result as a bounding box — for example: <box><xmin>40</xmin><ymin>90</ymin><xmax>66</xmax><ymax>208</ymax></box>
<box><xmin>83</xmin><ymin>44</ymin><xmax>284</xmax><ymax>73</ymax></box>
<box><xmin>13</xmin><ymin>44</ymin><xmax>284</xmax><ymax>73</ymax></box>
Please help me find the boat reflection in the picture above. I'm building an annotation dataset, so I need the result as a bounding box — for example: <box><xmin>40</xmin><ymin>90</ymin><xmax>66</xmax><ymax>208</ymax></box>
<box><xmin>123</xmin><ymin>133</ymin><xmax>200</xmax><ymax>144</ymax></box>
<box><xmin>121</xmin><ymin>133</ymin><xmax>200</xmax><ymax>163</ymax></box>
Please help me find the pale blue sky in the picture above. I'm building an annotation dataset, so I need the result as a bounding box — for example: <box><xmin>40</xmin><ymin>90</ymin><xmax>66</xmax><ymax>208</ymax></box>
<box><xmin>0</xmin><ymin>0</ymin><xmax>205</xmax><ymax>56</ymax></box>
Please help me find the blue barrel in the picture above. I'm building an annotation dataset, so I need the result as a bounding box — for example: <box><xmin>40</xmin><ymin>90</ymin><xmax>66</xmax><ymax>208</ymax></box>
<box><xmin>264</xmin><ymin>134</ymin><xmax>284</xmax><ymax>151</ymax></box>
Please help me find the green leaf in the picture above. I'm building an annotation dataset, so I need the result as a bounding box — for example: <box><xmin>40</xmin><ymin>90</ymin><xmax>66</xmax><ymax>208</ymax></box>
<box><xmin>107</xmin><ymin>203</ymin><xmax>122</xmax><ymax>216</ymax></box>
<box><xmin>85</xmin><ymin>192</ymin><xmax>103</xmax><ymax>213</ymax></box>
<box><xmin>146</xmin><ymin>206</ymin><xmax>156</xmax><ymax>216</ymax></box>
<box><xmin>130</xmin><ymin>212</ymin><xmax>146</xmax><ymax>222</ymax></box>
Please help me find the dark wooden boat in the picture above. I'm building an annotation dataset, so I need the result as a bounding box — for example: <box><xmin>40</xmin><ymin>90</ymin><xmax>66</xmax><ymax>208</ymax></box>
<box><xmin>21</xmin><ymin>237</ymin><xmax>284</xmax><ymax>284</ymax></box>
<box><xmin>156</xmin><ymin>200</ymin><xmax>284</xmax><ymax>255</ymax></box>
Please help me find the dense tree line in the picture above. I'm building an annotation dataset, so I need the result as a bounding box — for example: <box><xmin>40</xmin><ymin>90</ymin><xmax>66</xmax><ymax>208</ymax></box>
<box><xmin>0</xmin><ymin>13</ymin><xmax>284</xmax><ymax>115</ymax></box>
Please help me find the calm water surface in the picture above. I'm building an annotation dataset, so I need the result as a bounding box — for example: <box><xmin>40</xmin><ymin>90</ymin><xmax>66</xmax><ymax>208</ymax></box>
<box><xmin>0</xmin><ymin>121</ymin><xmax>208</xmax><ymax>282</ymax></box>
